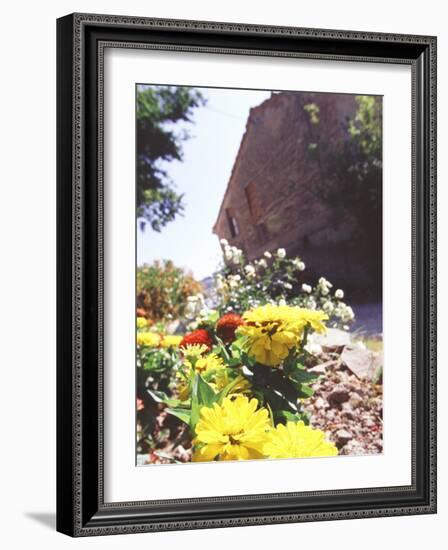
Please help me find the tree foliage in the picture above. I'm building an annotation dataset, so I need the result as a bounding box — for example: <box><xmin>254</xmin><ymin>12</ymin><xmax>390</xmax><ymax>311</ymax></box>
<box><xmin>137</xmin><ymin>86</ymin><xmax>206</xmax><ymax>231</ymax></box>
<box><xmin>303</xmin><ymin>95</ymin><xmax>382</xmax><ymax>231</ymax></box>
<box><xmin>302</xmin><ymin>95</ymin><xmax>383</xmax><ymax>296</ymax></box>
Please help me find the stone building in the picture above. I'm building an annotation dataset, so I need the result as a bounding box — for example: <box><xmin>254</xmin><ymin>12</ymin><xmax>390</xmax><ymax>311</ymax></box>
<box><xmin>212</xmin><ymin>91</ymin><xmax>381</xmax><ymax>295</ymax></box>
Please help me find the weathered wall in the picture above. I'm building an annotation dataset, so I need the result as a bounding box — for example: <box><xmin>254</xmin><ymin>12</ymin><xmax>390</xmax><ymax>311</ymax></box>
<box><xmin>213</xmin><ymin>91</ymin><xmax>380</xmax><ymax>295</ymax></box>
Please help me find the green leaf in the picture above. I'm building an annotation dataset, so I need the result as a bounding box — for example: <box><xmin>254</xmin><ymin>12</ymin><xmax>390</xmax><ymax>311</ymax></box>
<box><xmin>255</xmin><ymin>387</ymin><xmax>298</xmax><ymax>415</ymax></box>
<box><xmin>240</xmin><ymin>351</ymin><xmax>256</xmax><ymax>367</ymax></box>
<box><xmin>165</xmin><ymin>407</ymin><xmax>191</xmax><ymax>425</ymax></box>
<box><xmin>226</xmin><ymin>356</ymin><xmax>243</xmax><ymax>367</ymax></box>
<box><xmin>147</xmin><ymin>389</ymin><xmax>189</xmax><ymax>408</ymax></box>
<box><xmin>296</xmin><ymin>384</ymin><xmax>315</xmax><ymax>398</ymax></box>
<box><xmin>143</xmin><ymin>349</ymin><xmax>176</xmax><ymax>372</ymax></box>
<box><xmin>273</xmin><ymin>409</ymin><xmax>310</xmax><ymax>426</ymax></box>
<box><xmin>289</xmin><ymin>368</ymin><xmax>318</xmax><ymax>384</ymax></box>
<box><xmin>281</xmin><ymin>359</ymin><xmax>318</xmax><ymax>399</ymax></box>
<box><xmin>284</xmin><ymin>358</ymin><xmax>319</xmax><ymax>388</ymax></box>
<box><xmin>196</xmin><ymin>374</ymin><xmax>217</xmax><ymax>406</ymax></box>
<box><xmin>214</xmin><ymin>336</ymin><xmax>231</xmax><ymax>362</ymax></box>
<box><xmin>231</xmin><ymin>336</ymin><xmax>248</xmax><ymax>353</ymax></box>
<box><xmin>215</xmin><ymin>376</ymin><xmax>244</xmax><ymax>404</ymax></box>
<box><xmin>190</xmin><ymin>374</ymin><xmax>218</xmax><ymax>431</ymax></box>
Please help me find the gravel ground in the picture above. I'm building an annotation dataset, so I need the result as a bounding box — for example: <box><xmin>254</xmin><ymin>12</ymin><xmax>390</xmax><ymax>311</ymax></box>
<box><xmin>303</xmin><ymin>360</ymin><xmax>383</xmax><ymax>455</ymax></box>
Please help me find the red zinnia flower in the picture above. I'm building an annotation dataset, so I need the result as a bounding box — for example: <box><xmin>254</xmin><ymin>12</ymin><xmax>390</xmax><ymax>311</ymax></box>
<box><xmin>180</xmin><ymin>329</ymin><xmax>213</xmax><ymax>350</ymax></box>
<box><xmin>216</xmin><ymin>313</ymin><xmax>244</xmax><ymax>344</ymax></box>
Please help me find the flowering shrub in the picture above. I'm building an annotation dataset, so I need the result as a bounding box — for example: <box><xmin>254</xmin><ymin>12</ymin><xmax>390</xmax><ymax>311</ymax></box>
<box><xmin>137</xmin><ymin>260</ymin><xmax>202</xmax><ymax>321</ymax></box>
<box><xmin>146</xmin><ymin>304</ymin><xmax>338</xmax><ymax>462</ymax></box>
<box><xmin>214</xmin><ymin>241</ymin><xmax>355</xmax><ymax>330</ymax></box>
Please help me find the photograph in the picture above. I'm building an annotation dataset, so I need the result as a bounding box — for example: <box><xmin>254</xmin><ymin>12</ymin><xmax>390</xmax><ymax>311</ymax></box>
<box><xmin>52</xmin><ymin>7</ymin><xmax>436</xmax><ymax>539</ymax></box>
<box><xmin>135</xmin><ymin>84</ymin><xmax>384</xmax><ymax>465</ymax></box>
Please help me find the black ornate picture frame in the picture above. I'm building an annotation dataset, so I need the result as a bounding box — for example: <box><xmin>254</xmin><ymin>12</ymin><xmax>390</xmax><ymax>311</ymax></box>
<box><xmin>56</xmin><ymin>13</ymin><xmax>437</xmax><ymax>537</ymax></box>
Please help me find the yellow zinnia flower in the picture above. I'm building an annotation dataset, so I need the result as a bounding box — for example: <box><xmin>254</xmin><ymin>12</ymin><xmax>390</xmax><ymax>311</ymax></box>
<box><xmin>291</xmin><ymin>308</ymin><xmax>328</xmax><ymax>334</ymax></box>
<box><xmin>180</xmin><ymin>352</ymin><xmax>225</xmax><ymax>377</ymax></box>
<box><xmin>136</xmin><ymin>316</ymin><xmax>148</xmax><ymax>329</ymax></box>
<box><xmin>136</xmin><ymin>331</ymin><xmax>160</xmax><ymax>348</ymax></box>
<box><xmin>160</xmin><ymin>334</ymin><xmax>183</xmax><ymax>348</ymax></box>
<box><xmin>238</xmin><ymin>304</ymin><xmax>327</xmax><ymax>366</ymax></box>
<box><xmin>193</xmin><ymin>395</ymin><xmax>271</xmax><ymax>461</ymax></box>
<box><xmin>177</xmin><ymin>357</ymin><xmax>250</xmax><ymax>400</ymax></box>
<box><xmin>182</xmin><ymin>343</ymin><xmax>209</xmax><ymax>360</ymax></box>
<box><xmin>192</xmin><ymin>353</ymin><xmax>225</xmax><ymax>374</ymax></box>
<box><xmin>264</xmin><ymin>421</ymin><xmax>338</xmax><ymax>459</ymax></box>
<box><xmin>176</xmin><ymin>353</ymin><xmax>225</xmax><ymax>400</ymax></box>
<box><xmin>213</xmin><ymin>371</ymin><xmax>251</xmax><ymax>395</ymax></box>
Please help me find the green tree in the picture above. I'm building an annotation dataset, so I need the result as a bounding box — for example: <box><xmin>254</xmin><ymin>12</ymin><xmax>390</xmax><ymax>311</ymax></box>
<box><xmin>137</xmin><ymin>86</ymin><xmax>206</xmax><ymax>231</ymax></box>
<box><xmin>303</xmin><ymin>96</ymin><xmax>382</xmax><ymax>226</ymax></box>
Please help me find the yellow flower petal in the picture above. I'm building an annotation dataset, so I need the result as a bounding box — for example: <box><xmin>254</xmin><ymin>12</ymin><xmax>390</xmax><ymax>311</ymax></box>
<box><xmin>194</xmin><ymin>395</ymin><xmax>271</xmax><ymax>462</ymax></box>
<box><xmin>238</xmin><ymin>305</ymin><xmax>328</xmax><ymax>366</ymax></box>
<box><xmin>264</xmin><ymin>421</ymin><xmax>338</xmax><ymax>459</ymax></box>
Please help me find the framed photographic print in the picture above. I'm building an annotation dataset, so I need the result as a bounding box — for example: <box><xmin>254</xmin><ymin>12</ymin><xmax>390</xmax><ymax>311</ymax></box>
<box><xmin>56</xmin><ymin>13</ymin><xmax>437</xmax><ymax>536</ymax></box>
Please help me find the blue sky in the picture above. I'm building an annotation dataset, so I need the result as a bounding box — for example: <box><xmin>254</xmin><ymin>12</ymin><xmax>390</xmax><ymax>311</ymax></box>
<box><xmin>137</xmin><ymin>86</ymin><xmax>271</xmax><ymax>280</ymax></box>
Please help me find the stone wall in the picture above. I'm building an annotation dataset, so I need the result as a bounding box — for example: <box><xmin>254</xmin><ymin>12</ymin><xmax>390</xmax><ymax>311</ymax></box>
<box><xmin>213</xmin><ymin>91</ymin><xmax>381</xmax><ymax>295</ymax></box>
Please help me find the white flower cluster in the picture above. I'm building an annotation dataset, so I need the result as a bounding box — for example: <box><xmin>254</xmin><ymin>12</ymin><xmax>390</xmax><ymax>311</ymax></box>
<box><xmin>213</xmin><ymin>240</ymin><xmax>355</xmax><ymax>330</ymax></box>
<box><xmin>185</xmin><ymin>293</ymin><xmax>218</xmax><ymax>330</ymax></box>
<box><xmin>276</xmin><ymin>248</ymin><xmax>286</xmax><ymax>259</ymax></box>
<box><xmin>244</xmin><ymin>264</ymin><xmax>256</xmax><ymax>278</ymax></box>
<box><xmin>334</xmin><ymin>302</ymin><xmax>355</xmax><ymax>323</ymax></box>
<box><xmin>227</xmin><ymin>273</ymin><xmax>241</xmax><ymax>289</ymax></box>
<box><xmin>184</xmin><ymin>293</ymin><xmax>207</xmax><ymax>320</ymax></box>
<box><xmin>220</xmin><ymin>239</ymin><xmax>243</xmax><ymax>265</ymax></box>
<box><xmin>318</xmin><ymin>277</ymin><xmax>333</xmax><ymax>296</ymax></box>
<box><xmin>293</xmin><ymin>258</ymin><xmax>306</xmax><ymax>271</ymax></box>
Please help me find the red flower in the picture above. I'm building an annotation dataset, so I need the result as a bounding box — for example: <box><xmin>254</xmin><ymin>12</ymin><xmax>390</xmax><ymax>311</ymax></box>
<box><xmin>180</xmin><ymin>329</ymin><xmax>213</xmax><ymax>350</ymax></box>
<box><xmin>216</xmin><ymin>313</ymin><xmax>244</xmax><ymax>344</ymax></box>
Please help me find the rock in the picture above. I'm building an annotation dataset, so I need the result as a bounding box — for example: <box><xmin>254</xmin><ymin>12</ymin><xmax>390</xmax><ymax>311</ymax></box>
<box><xmin>314</xmin><ymin>328</ymin><xmax>351</xmax><ymax>352</ymax></box>
<box><xmin>341</xmin><ymin>346</ymin><xmax>383</xmax><ymax>381</ymax></box>
<box><xmin>340</xmin><ymin>439</ymin><xmax>364</xmax><ymax>455</ymax></box>
<box><xmin>309</xmin><ymin>359</ymin><xmax>339</xmax><ymax>374</ymax></box>
<box><xmin>308</xmin><ymin>364</ymin><xmax>328</xmax><ymax>375</ymax></box>
<box><xmin>327</xmin><ymin>385</ymin><xmax>350</xmax><ymax>407</ymax></box>
<box><xmin>314</xmin><ymin>397</ymin><xmax>327</xmax><ymax>410</ymax></box>
<box><xmin>335</xmin><ymin>429</ymin><xmax>353</xmax><ymax>448</ymax></box>
<box><xmin>349</xmin><ymin>393</ymin><xmax>363</xmax><ymax>409</ymax></box>
<box><xmin>341</xmin><ymin>402</ymin><xmax>355</xmax><ymax>419</ymax></box>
